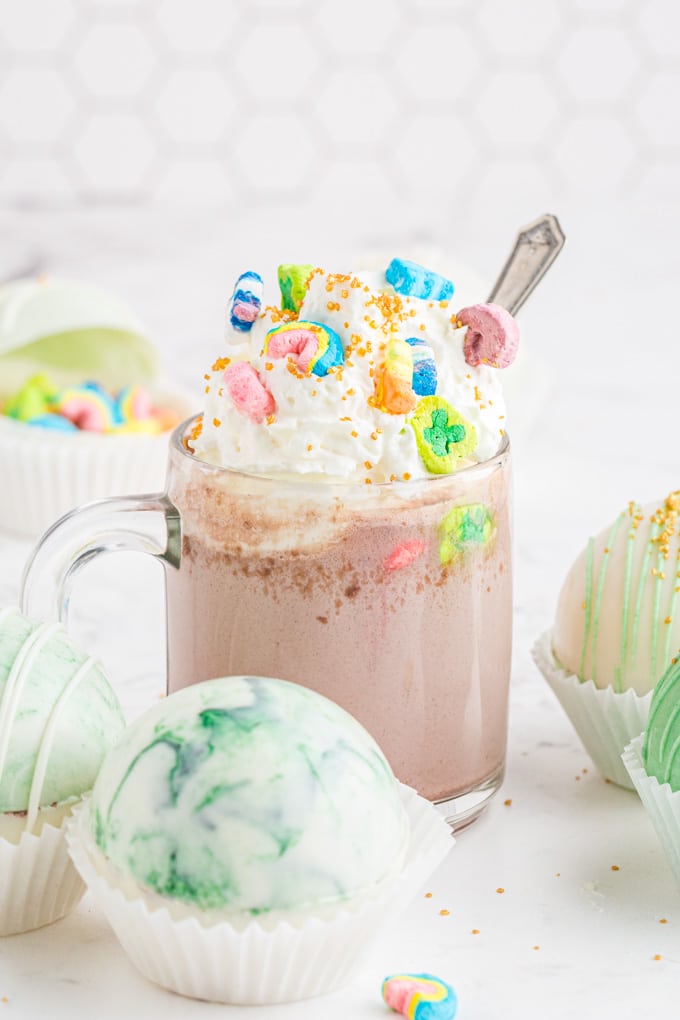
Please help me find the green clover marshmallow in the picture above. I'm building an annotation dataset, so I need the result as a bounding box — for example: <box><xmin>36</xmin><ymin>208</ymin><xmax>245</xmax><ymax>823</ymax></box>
<box><xmin>409</xmin><ymin>396</ymin><xmax>477</xmax><ymax>474</ymax></box>
<box><xmin>438</xmin><ymin>504</ymin><xmax>495</xmax><ymax>565</ymax></box>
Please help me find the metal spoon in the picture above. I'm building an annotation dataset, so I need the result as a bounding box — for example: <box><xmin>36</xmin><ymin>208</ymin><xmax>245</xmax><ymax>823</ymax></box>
<box><xmin>486</xmin><ymin>213</ymin><xmax>565</xmax><ymax>316</ymax></box>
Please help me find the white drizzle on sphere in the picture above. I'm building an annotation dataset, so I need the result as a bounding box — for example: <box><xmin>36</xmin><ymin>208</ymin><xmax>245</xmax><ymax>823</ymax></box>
<box><xmin>0</xmin><ymin>607</ymin><xmax>126</xmax><ymax>829</ymax></box>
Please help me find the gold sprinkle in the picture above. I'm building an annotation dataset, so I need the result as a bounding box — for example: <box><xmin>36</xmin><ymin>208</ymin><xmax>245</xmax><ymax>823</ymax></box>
<box><xmin>351</xmin><ymin>430</ymin><xmax>358</xmax><ymax>438</ymax></box>
<box><xmin>471</xmin><ymin>928</ymin><xmax>480</xmax><ymax>935</ymax></box>
<box><xmin>439</xmin><ymin>909</ymin><xmax>450</xmax><ymax>916</ymax></box>
<box><xmin>265</xmin><ymin>362</ymin><xmax>274</xmax><ymax>371</ymax></box>
<box><xmin>364</xmin><ymin>461</ymin><xmax>372</xmax><ymax>470</ymax></box>
<box><xmin>654</xmin><ymin>954</ymin><xmax>663</xmax><ymax>961</ymax></box>
<box><xmin>665</xmin><ymin>616</ymin><xmax>673</xmax><ymax>625</ymax></box>
<box><xmin>212</xmin><ymin>417</ymin><xmax>221</xmax><ymax>428</ymax></box>
<box><xmin>265</xmin><ymin>414</ymin><xmax>276</xmax><ymax>425</ymax></box>
<box><xmin>532</xmin><ymin>946</ymin><xmax>540</xmax><ymax>951</ymax></box>
<box><xmin>211</xmin><ymin>356</ymin><xmax>231</xmax><ymax>371</ymax></box>
<box><xmin>204</xmin><ymin>385</ymin><xmax>210</xmax><ymax>394</ymax></box>
<box><xmin>496</xmin><ymin>887</ymin><xmax>505</xmax><ymax>894</ymax></box>
<box><xmin>424</xmin><ymin>892</ymin><xmax>433</xmax><ymax>899</ymax></box>
<box><xmin>307</xmin><ymin>444</ymin><xmax>313</xmax><ymax>452</ymax></box>
<box><xmin>611</xmin><ymin>865</ymin><xmax>620</xmax><ymax>872</ymax></box>
<box><xmin>403</xmin><ymin>472</ymin><xmax>411</xmax><ymax>481</ymax></box>
<box><xmin>660</xmin><ymin>918</ymin><xmax>668</xmax><ymax>924</ymax></box>
<box><xmin>504</xmin><ymin>798</ymin><xmax>512</xmax><ymax>806</ymax></box>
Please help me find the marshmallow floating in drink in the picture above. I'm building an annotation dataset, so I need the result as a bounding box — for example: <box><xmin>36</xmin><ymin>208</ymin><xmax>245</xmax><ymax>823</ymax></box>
<box><xmin>195</xmin><ymin>259</ymin><xmax>518</xmax><ymax>481</ymax></box>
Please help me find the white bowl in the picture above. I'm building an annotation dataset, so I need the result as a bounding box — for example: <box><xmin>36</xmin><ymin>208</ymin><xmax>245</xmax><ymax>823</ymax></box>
<box><xmin>0</xmin><ymin>383</ymin><xmax>197</xmax><ymax>539</ymax></box>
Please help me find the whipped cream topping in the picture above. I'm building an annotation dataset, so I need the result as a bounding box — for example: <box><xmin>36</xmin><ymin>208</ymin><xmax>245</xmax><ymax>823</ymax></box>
<box><xmin>193</xmin><ymin>266</ymin><xmax>510</xmax><ymax>483</ymax></box>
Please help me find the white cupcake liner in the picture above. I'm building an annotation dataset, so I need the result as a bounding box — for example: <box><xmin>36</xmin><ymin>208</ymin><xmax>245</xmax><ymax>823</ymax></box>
<box><xmin>532</xmin><ymin>630</ymin><xmax>652</xmax><ymax>790</ymax></box>
<box><xmin>66</xmin><ymin>783</ymin><xmax>453</xmax><ymax>1006</ymax></box>
<box><xmin>622</xmin><ymin>735</ymin><xmax>680</xmax><ymax>886</ymax></box>
<box><xmin>0</xmin><ymin>814</ymin><xmax>85</xmax><ymax>935</ymax></box>
<box><xmin>0</xmin><ymin>383</ymin><xmax>196</xmax><ymax>539</ymax></box>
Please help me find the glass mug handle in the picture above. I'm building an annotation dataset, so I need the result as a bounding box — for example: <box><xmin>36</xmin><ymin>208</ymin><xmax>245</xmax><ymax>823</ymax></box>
<box><xmin>20</xmin><ymin>493</ymin><xmax>181</xmax><ymax>629</ymax></box>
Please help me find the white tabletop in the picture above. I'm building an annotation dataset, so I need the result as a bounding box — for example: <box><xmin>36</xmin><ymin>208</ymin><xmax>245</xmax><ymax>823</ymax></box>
<box><xmin>0</xmin><ymin>201</ymin><xmax>678</xmax><ymax>1018</ymax></box>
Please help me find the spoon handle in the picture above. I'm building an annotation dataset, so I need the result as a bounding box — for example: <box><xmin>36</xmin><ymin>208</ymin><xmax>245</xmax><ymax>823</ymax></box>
<box><xmin>486</xmin><ymin>213</ymin><xmax>566</xmax><ymax>316</ymax></box>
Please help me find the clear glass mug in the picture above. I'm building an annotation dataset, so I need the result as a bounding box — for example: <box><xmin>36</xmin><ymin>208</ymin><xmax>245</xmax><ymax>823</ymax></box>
<box><xmin>21</xmin><ymin>416</ymin><xmax>513</xmax><ymax>829</ymax></box>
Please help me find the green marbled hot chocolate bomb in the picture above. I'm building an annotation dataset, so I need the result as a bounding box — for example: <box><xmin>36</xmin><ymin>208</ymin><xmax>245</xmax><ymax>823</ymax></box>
<box><xmin>0</xmin><ymin>606</ymin><xmax>126</xmax><ymax>835</ymax></box>
<box><xmin>88</xmin><ymin>675</ymin><xmax>410</xmax><ymax>918</ymax></box>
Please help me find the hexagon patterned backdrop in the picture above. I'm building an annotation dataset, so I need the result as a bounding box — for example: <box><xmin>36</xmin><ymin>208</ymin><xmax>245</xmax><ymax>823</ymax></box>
<box><xmin>0</xmin><ymin>0</ymin><xmax>678</xmax><ymax>215</ymax></box>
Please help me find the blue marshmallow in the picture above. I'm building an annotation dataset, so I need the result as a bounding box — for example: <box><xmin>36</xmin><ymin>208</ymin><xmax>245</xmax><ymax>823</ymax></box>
<box><xmin>229</xmin><ymin>271</ymin><xmax>263</xmax><ymax>332</ymax></box>
<box><xmin>26</xmin><ymin>413</ymin><xmax>78</xmax><ymax>432</ymax></box>
<box><xmin>385</xmin><ymin>258</ymin><xmax>454</xmax><ymax>302</ymax></box>
<box><xmin>406</xmin><ymin>336</ymin><xmax>438</xmax><ymax>396</ymax></box>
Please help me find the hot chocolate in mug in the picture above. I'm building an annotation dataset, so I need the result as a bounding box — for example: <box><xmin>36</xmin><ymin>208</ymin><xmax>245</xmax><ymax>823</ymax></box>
<box><xmin>21</xmin><ymin>416</ymin><xmax>512</xmax><ymax>828</ymax></box>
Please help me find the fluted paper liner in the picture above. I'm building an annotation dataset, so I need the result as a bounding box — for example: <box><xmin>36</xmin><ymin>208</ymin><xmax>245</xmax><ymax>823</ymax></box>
<box><xmin>66</xmin><ymin>783</ymin><xmax>453</xmax><ymax>1005</ymax></box>
<box><xmin>533</xmin><ymin>630</ymin><xmax>652</xmax><ymax>790</ymax></box>
<box><xmin>0</xmin><ymin>816</ymin><xmax>85</xmax><ymax>935</ymax></box>
<box><xmin>622</xmin><ymin>735</ymin><xmax>680</xmax><ymax>886</ymax></box>
<box><xmin>0</xmin><ymin>383</ymin><xmax>194</xmax><ymax>538</ymax></box>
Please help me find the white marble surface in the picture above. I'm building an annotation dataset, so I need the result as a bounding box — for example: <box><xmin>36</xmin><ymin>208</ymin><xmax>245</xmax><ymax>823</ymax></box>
<box><xmin>1</xmin><ymin>202</ymin><xmax>680</xmax><ymax>1017</ymax></box>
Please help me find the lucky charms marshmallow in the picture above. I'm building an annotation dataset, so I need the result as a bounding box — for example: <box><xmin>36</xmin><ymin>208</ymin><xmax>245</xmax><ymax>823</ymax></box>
<box><xmin>192</xmin><ymin>259</ymin><xmax>519</xmax><ymax>482</ymax></box>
